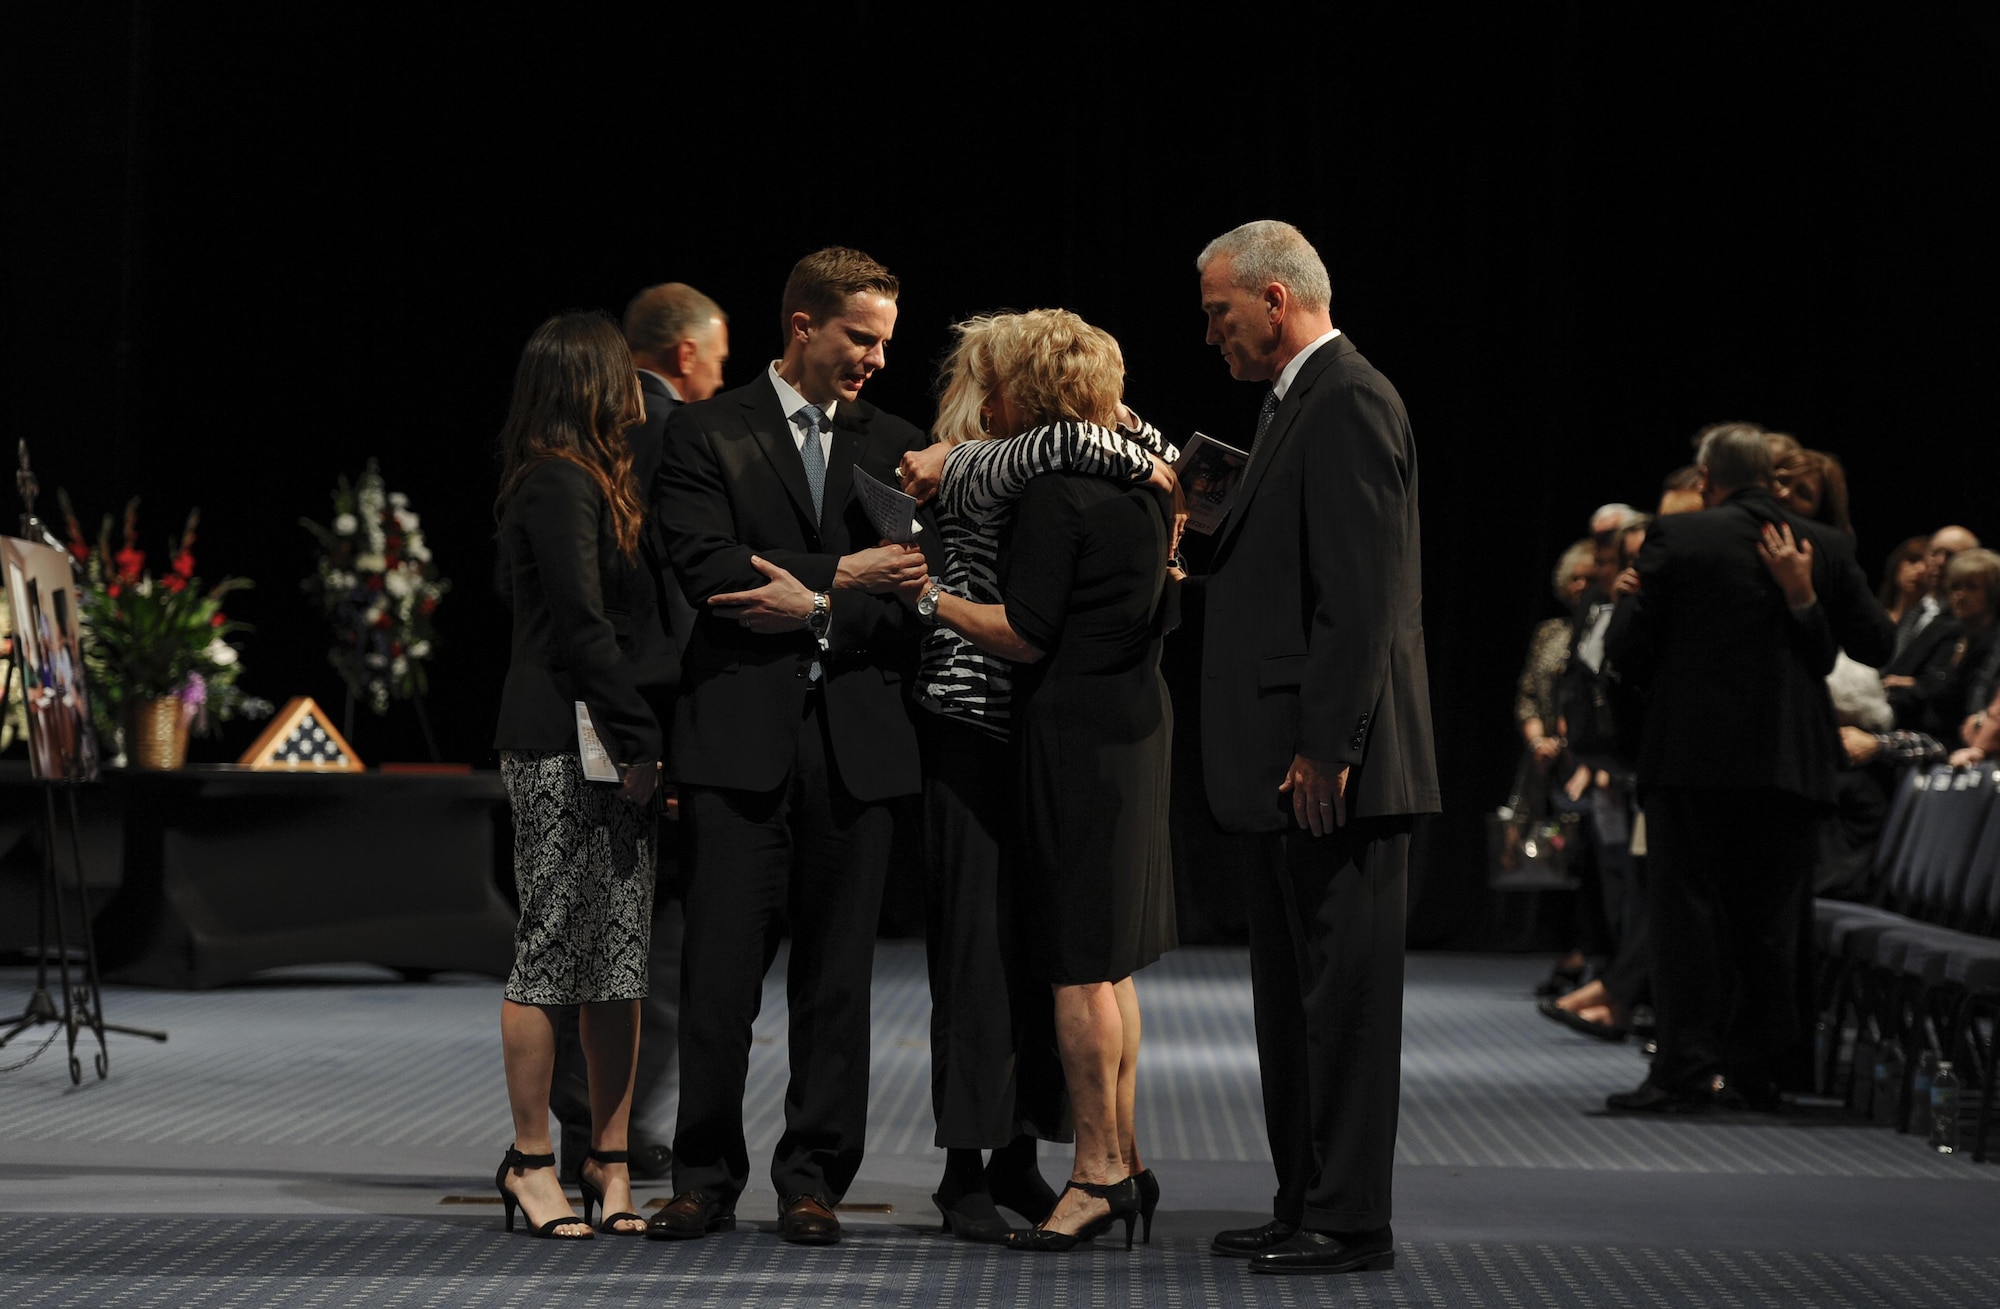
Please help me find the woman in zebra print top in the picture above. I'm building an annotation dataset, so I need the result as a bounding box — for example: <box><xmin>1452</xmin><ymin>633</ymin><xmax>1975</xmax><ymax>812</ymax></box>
<box><xmin>899</xmin><ymin>310</ymin><xmax>1178</xmax><ymax>1242</ymax></box>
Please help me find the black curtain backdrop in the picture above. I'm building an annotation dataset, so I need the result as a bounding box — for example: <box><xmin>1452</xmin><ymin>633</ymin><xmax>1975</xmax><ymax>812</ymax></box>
<box><xmin>9</xmin><ymin>5</ymin><xmax>1997</xmax><ymax>946</ymax></box>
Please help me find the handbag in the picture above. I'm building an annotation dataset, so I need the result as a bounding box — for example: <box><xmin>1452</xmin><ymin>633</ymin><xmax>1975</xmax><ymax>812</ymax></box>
<box><xmin>1487</xmin><ymin>748</ymin><xmax>1583</xmax><ymax>891</ymax></box>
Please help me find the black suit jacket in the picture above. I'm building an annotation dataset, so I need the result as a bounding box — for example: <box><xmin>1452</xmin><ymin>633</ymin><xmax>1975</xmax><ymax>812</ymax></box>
<box><xmin>631</xmin><ymin>371</ymin><xmax>694</xmax><ymax>710</ymax></box>
<box><xmin>1196</xmin><ymin>334</ymin><xmax>1440</xmax><ymax>832</ymax></box>
<box><xmin>1605</xmin><ymin>487</ymin><xmax>1892</xmax><ymax>802</ymax></box>
<box><xmin>656</xmin><ymin>376</ymin><xmax>930</xmax><ymax>801</ymax></box>
<box><xmin>493</xmin><ymin>458</ymin><xmax>663</xmax><ymax>766</ymax></box>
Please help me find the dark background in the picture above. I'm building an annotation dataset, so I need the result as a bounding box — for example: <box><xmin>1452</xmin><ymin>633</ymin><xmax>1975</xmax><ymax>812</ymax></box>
<box><xmin>9</xmin><ymin>5</ymin><xmax>1997</xmax><ymax>946</ymax></box>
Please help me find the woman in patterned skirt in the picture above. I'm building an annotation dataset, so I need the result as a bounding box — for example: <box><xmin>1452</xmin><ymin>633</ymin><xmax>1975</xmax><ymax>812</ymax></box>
<box><xmin>490</xmin><ymin>312</ymin><xmax>663</xmax><ymax>1239</ymax></box>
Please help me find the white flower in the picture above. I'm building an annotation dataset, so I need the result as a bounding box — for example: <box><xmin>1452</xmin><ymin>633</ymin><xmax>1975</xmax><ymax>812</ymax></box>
<box><xmin>408</xmin><ymin>640</ymin><xmax>431</xmax><ymax>659</ymax></box>
<box><xmin>392</xmin><ymin>508</ymin><xmax>419</xmax><ymax>533</ymax></box>
<box><xmin>355</xmin><ymin>554</ymin><xmax>387</xmax><ymax>573</ymax></box>
<box><xmin>391</xmin><ymin>656</ymin><xmax>409</xmax><ymax>679</ymax></box>
<box><xmin>206</xmin><ymin>639</ymin><xmax>238</xmax><ymax>667</ymax></box>
<box><xmin>383</xmin><ymin>569</ymin><xmax>414</xmax><ymax>599</ymax></box>
<box><xmin>406</xmin><ymin>542</ymin><xmax>432</xmax><ymax>564</ymax></box>
<box><xmin>388</xmin><ymin>492</ymin><xmax>408</xmax><ymax>509</ymax></box>
<box><xmin>364</xmin><ymin>652</ymin><xmax>388</xmax><ymax>670</ymax></box>
<box><xmin>333</xmin><ymin>513</ymin><xmax>358</xmax><ymax>536</ymax></box>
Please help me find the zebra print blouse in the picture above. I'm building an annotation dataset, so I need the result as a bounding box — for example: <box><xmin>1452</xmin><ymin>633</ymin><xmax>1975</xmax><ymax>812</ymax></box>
<box><xmin>917</xmin><ymin>417</ymin><xmax>1178</xmax><ymax>739</ymax></box>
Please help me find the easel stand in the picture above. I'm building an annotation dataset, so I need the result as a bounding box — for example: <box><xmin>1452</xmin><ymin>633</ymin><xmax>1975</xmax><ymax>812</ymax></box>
<box><xmin>0</xmin><ymin>649</ymin><xmax>167</xmax><ymax>1083</ymax></box>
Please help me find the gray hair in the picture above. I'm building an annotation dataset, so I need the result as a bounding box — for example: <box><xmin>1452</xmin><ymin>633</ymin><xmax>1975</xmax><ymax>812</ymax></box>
<box><xmin>1551</xmin><ymin>539</ymin><xmax>1596</xmax><ymax>604</ymax></box>
<box><xmin>1196</xmin><ymin>220</ymin><xmax>1332</xmax><ymax>313</ymax></box>
<box><xmin>622</xmin><ymin>282</ymin><xmax>727</xmax><ymax>357</ymax></box>
<box><xmin>1589</xmin><ymin>503</ymin><xmax>1641</xmax><ymax>533</ymax></box>
<box><xmin>1695</xmin><ymin>421</ymin><xmax>1774</xmax><ymax>493</ymax></box>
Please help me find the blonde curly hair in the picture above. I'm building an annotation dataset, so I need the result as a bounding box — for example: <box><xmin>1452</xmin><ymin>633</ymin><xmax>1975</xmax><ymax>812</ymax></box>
<box><xmin>932</xmin><ymin>309</ymin><xmax>1124</xmax><ymax>446</ymax></box>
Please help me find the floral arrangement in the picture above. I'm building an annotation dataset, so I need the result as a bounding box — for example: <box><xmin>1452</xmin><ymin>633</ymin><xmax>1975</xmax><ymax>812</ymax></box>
<box><xmin>300</xmin><ymin>459</ymin><xmax>449</xmax><ymax>715</ymax></box>
<box><xmin>58</xmin><ymin>493</ymin><xmax>270</xmax><ymax>742</ymax></box>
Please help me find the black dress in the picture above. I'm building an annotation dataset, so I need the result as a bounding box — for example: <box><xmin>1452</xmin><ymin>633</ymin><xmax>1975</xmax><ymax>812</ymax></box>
<box><xmin>1002</xmin><ymin>473</ymin><xmax>1176</xmax><ymax>985</ymax></box>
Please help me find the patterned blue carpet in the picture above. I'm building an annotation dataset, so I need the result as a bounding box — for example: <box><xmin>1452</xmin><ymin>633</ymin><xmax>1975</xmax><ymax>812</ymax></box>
<box><xmin>0</xmin><ymin>946</ymin><xmax>1992</xmax><ymax>1306</ymax></box>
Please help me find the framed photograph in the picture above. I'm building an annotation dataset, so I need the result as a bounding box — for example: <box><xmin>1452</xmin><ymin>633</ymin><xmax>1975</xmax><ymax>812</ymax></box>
<box><xmin>2</xmin><ymin>535</ymin><xmax>101</xmax><ymax>782</ymax></box>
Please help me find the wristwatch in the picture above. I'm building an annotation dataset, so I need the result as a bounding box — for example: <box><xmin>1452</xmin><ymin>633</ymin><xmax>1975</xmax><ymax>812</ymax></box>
<box><xmin>807</xmin><ymin>591</ymin><xmax>832</xmax><ymax>647</ymax></box>
<box><xmin>916</xmin><ymin>578</ymin><xmax>943</xmax><ymax>625</ymax></box>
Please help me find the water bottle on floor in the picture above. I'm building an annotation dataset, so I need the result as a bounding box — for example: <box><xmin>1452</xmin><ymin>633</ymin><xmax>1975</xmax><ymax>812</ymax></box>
<box><xmin>1852</xmin><ymin>1034</ymin><xmax>1877</xmax><ymax>1116</ymax></box>
<box><xmin>1931</xmin><ymin>1061</ymin><xmax>1961</xmax><ymax>1155</ymax></box>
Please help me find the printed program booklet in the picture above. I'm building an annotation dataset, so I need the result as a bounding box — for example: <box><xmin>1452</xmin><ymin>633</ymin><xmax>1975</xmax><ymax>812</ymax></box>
<box><xmin>1173</xmin><ymin>431</ymin><xmax>1250</xmax><ymax>535</ymax></box>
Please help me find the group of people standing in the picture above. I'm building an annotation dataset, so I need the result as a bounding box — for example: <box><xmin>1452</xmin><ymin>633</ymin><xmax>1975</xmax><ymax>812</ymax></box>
<box><xmin>488</xmin><ymin>220</ymin><xmax>1439</xmax><ymax>1278</ymax></box>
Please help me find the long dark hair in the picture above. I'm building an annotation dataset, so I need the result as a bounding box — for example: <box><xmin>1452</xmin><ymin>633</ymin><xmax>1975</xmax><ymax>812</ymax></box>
<box><xmin>494</xmin><ymin>311</ymin><xmax>645</xmax><ymax>558</ymax></box>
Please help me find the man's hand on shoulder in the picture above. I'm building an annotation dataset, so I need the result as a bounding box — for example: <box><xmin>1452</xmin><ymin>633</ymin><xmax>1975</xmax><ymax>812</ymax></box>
<box><xmin>1278</xmin><ymin>753</ymin><xmax>1349</xmax><ymax>836</ymax></box>
<box><xmin>710</xmin><ymin>555</ymin><xmax>816</xmax><ymax>632</ymax></box>
<box><xmin>836</xmin><ymin>541</ymin><xmax>928</xmax><ymax>593</ymax></box>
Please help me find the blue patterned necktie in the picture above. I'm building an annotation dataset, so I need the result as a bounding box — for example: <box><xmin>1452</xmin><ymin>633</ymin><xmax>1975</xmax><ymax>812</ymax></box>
<box><xmin>796</xmin><ymin>404</ymin><xmax>828</xmax><ymax>520</ymax></box>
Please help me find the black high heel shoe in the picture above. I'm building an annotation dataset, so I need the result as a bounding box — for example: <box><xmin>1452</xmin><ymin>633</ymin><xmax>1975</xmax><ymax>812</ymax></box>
<box><xmin>1133</xmin><ymin>1168</ymin><xmax>1159</xmax><ymax>1244</ymax></box>
<box><xmin>494</xmin><ymin>1146</ymin><xmax>592</xmax><ymax>1239</ymax></box>
<box><xmin>1005</xmin><ymin>1177</ymin><xmax>1140</xmax><ymax>1253</ymax></box>
<box><xmin>578</xmin><ymin>1148</ymin><xmax>648</xmax><ymax>1234</ymax></box>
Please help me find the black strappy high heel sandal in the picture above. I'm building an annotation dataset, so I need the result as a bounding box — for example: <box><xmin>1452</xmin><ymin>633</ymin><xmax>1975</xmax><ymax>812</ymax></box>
<box><xmin>494</xmin><ymin>1146</ymin><xmax>593</xmax><ymax>1239</ymax></box>
<box><xmin>1004</xmin><ymin>1176</ymin><xmax>1141</xmax><ymax>1253</ymax></box>
<box><xmin>578</xmin><ymin>1148</ymin><xmax>648</xmax><ymax>1234</ymax></box>
<box><xmin>1133</xmin><ymin>1168</ymin><xmax>1159</xmax><ymax>1244</ymax></box>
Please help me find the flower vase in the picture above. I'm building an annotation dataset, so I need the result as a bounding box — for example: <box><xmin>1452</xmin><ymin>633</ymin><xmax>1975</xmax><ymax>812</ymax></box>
<box><xmin>126</xmin><ymin>696</ymin><xmax>190</xmax><ymax>770</ymax></box>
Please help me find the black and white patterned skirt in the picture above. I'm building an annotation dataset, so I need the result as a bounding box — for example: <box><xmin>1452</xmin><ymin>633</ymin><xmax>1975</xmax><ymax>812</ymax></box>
<box><xmin>500</xmin><ymin>750</ymin><xmax>656</xmax><ymax>1005</ymax></box>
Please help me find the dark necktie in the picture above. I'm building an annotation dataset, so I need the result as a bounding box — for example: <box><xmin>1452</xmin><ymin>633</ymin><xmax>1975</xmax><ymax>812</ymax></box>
<box><xmin>1245</xmin><ymin>387</ymin><xmax>1279</xmax><ymax>471</ymax></box>
<box><xmin>796</xmin><ymin>404</ymin><xmax>828</xmax><ymax>521</ymax></box>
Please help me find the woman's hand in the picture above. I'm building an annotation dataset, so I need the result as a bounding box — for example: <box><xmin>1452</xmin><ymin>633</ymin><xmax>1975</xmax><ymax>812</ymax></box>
<box><xmin>620</xmin><ymin>761</ymin><xmax>661</xmax><ymax>807</ymax></box>
<box><xmin>835</xmin><ymin>542</ymin><xmax>929</xmax><ymax>593</ymax></box>
<box><xmin>1564</xmin><ymin>763</ymin><xmax>1592</xmax><ymax>802</ymax></box>
<box><xmin>1881</xmin><ymin>673</ymin><xmax>1916</xmax><ymax>690</ymax></box>
<box><xmin>894</xmin><ymin>571</ymin><xmax>931</xmax><ymax>610</ymax></box>
<box><xmin>1840</xmin><ymin>725</ymin><xmax>1881</xmax><ymax>766</ymax></box>
<box><xmin>1755</xmin><ymin>521</ymin><xmax>1817</xmax><ymax>608</ymax></box>
<box><xmin>710</xmin><ymin>555</ymin><xmax>815</xmax><ymax>631</ymax></box>
<box><xmin>1950</xmin><ymin>745</ymin><xmax>1988</xmax><ymax>768</ymax></box>
<box><xmin>897</xmin><ymin>443</ymin><xmax>949</xmax><ymax>504</ymax></box>
<box><xmin>1612</xmin><ymin>567</ymin><xmax>1641</xmax><ymax>598</ymax></box>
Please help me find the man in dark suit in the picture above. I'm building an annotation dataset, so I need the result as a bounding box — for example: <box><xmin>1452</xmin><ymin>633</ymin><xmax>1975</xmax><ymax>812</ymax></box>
<box><xmin>548</xmin><ymin>283</ymin><xmax>729</xmax><ymax>1183</ymax></box>
<box><xmin>648</xmin><ymin>247</ymin><xmax>930</xmax><ymax>1246</ymax></box>
<box><xmin>1605</xmin><ymin>422</ymin><xmax>1892</xmax><ymax>1112</ymax></box>
<box><xmin>1192</xmin><ymin>220</ymin><xmax>1440</xmax><ymax>1276</ymax></box>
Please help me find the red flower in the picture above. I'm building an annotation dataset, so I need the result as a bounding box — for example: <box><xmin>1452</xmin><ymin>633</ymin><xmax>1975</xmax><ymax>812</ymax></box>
<box><xmin>115</xmin><ymin>547</ymin><xmax>145</xmax><ymax>582</ymax></box>
<box><xmin>171</xmin><ymin>552</ymin><xmax>195</xmax><ymax>579</ymax></box>
<box><xmin>211</xmin><ymin>612</ymin><xmax>226</xmax><ymax>627</ymax></box>
<box><xmin>373</xmin><ymin>611</ymin><xmax>394</xmax><ymax>629</ymax></box>
<box><xmin>161</xmin><ymin>574</ymin><xmax>187</xmax><ymax>594</ymax></box>
<box><xmin>419</xmin><ymin>597</ymin><xmax>437</xmax><ymax>616</ymax></box>
<box><xmin>107</xmin><ymin>582</ymin><xmax>123</xmax><ymax>599</ymax></box>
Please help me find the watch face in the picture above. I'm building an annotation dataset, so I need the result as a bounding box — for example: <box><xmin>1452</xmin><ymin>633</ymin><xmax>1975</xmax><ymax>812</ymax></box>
<box><xmin>918</xmin><ymin>589</ymin><xmax>939</xmax><ymax>617</ymax></box>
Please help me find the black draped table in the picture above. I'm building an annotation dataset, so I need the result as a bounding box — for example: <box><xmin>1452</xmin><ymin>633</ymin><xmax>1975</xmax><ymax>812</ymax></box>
<box><xmin>1</xmin><ymin>763</ymin><xmax>517</xmax><ymax>989</ymax></box>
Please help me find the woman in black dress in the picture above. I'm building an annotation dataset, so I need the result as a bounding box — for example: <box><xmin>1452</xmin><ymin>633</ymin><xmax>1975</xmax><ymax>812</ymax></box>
<box><xmin>491</xmin><ymin>312</ymin><xmax>662</xmax><ymax>1238</ymax></box>
<box><xmin>903</xmin><ymin>313</ymin><xmax>1179</xmax><ymax>1253</ymax></box>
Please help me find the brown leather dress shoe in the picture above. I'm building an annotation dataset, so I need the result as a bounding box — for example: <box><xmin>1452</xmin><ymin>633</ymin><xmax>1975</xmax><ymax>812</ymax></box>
<box><xmin>645</xmin><ymin>1191</ymin><xmax>735</xmax><ymax>1241</ymax></box>
<box><xmin>778</xmin><ymin>1194</ymin><xmax>842</xmax><ymax>1246</ymax></box>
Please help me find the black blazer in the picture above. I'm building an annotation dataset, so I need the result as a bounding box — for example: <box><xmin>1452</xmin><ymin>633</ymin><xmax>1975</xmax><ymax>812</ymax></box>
<box><xmin>1194</xmin><ymin>334</ymin><xmax>1440</xmax><ymax>832</ymax></box>
<box><xmin>493</xmin><ymin>458</ymin><xmax>663</xmax><ymax>766</ymax></box>
<box><xmin>631</xmin><ymin>371</ymin><xmax>694</xmax><ymax>711</ymax></box>
<box><xmin>1605</xmin><ymin>487</ymin><xmax>1892</xmax><ymax>802</ymax></box>
<box><xmin>655</xmin><ymin>376</ymin><xmax>931</xmax><ymax>801</ymax></box>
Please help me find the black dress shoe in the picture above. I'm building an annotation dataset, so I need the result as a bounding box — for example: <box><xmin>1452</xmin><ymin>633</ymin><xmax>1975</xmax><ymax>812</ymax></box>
<box><xmin>626</xmin><ymin>1141</ymin><xmax>674</xmax><ymax>1181</ymax></box>
<box><xmin>1605</xmin><ymin>1081</ymin><xmax>1712</xmax><ymax>1115</ymax></box>
<box><xmin>1249</xmin><ymin>1226</ymin><xmax>1395</xmax><ymax>1275</ymax></box>
<box><xmin>778</xmin><ymin>1194</ymin><xmax>842</xmax><ymax>1246</ymax></box>
<box><xmin>1210</xmin><ymin>1217</ymin><xmax>1299</xmax><ymax>1257</ymax></box>
<box><xmin>645</xmin><ymin>1191</ymin><xmax>735</xmax><ymax>1241</ymax></box>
